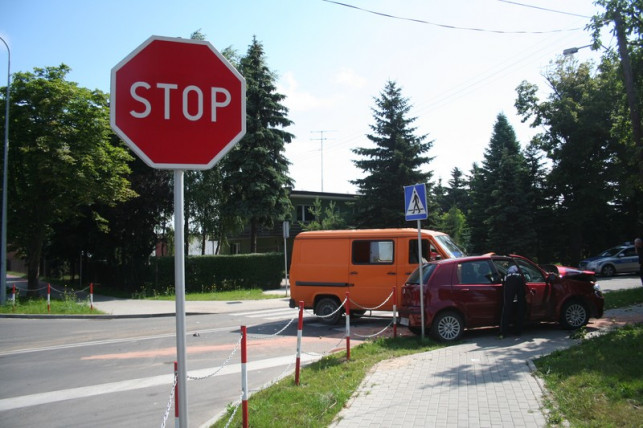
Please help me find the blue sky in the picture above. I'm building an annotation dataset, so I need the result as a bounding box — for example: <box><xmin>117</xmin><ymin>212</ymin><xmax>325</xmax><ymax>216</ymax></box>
<box><xmin>2</xmin><ymin>0</ymin><xmax>605</xmax><ymax>193</ymax></box>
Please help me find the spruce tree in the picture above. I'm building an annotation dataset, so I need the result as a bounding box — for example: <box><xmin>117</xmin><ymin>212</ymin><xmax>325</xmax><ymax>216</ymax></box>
<box><xmin>221</xmin><ymin>37</ymin><xmax>294</xmax><ymax>252</ymax></box>
<box><xmin>471</xmin><ymin>113</ymin><xmax>535</xmax><ymax>255</ymax></box>
<box><xmin>351</xmin><ymin>81</ymin><xmax>434</xmax><ymax>228</ymax></box>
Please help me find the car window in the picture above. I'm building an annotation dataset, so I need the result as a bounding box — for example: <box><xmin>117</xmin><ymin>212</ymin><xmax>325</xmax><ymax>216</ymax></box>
<box><xmin>623</xmin><ymin>247</ymin><xmax>636</xmax><ymax>257</ymax></box>
<box><xmin>600</xmin><ymin>247</ymin><xmax>623</xmax><ymax>257</ymax></box>
<box><xmin>457</xmin><ymin>260</ymin><xmax>496</xmax><ymax>284</ymax></box>
<box><xmin>408</xmin><ymin>239</ymin><xmax>430</xmax><ymax>263</ymax></box>
<box><xmin>515</xmin><ymin>259</ymin><xmax>545</xmax><ymax>283</ymax></box>
<box><xmin>406</xmin><ymin>263</ymin><xmax>437</xmax><ymax>284</ymax></box>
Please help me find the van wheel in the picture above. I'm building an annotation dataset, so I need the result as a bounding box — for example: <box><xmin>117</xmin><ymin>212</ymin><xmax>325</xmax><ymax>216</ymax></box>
<box><xmin>560</xmin><ymin>300</ymin><xmax>589</xmax><ymax>330</ymax></box>
<box><xmin>430</xmin><ymin>311</ymin><xmax>464</xmax><ymax>342</ymax></box>
<box><xmin>315</xmin><ymin>298</ymin><xmax>342</xmax><ymax>324</ymax></box>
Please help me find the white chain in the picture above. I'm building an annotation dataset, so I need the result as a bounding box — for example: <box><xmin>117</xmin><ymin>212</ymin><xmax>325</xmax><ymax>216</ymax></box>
<box><xmin>247</xmin><ymin>315</ymin><xmax>297</xmax><ymax>339</ymax></box>
<box><xmin>352</xmin><ymin>319</ymin><xmax>394</xmax><ymax>338</ymax></box>
<box><xmin>187</xmin><ymin>334</ymin><xmax>242</xmax><ymax>381</ymax></box>
<box><xmin>303</xmin><ymin>297</ymin><xmax>348</xmax><ymax>319</ymax></box>
<box><xmin>349</xmin><ymin>290</ymin><xmax>394</xmax><ymax>311</ymax></box>
<box><xmin>223</xmin><ymin>393</ymin><xmax>244</xmax><ymax>428</ymax></box>
<box><xmin>160</xmin><ymin>373</ymin><xmax>178</xmax><ymax>428</ymax></box>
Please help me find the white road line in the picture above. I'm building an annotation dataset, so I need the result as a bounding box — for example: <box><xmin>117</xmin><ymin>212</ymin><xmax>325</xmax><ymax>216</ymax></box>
<box><xmin>0</xmin><ymin>353</ymin><xmax>321</xmax><ymax>411</ymax></box>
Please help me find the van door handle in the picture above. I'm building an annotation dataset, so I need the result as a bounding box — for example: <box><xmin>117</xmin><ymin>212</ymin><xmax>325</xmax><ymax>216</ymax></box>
<box><xmin>350</xmin><ymin>271</ymin><xmax>358</xmax><ymax>275</ymax></box>
<box><xmin>387</xmin><ymin>272</ymin><xmax>396</xmax><ymax>275</ymax></box>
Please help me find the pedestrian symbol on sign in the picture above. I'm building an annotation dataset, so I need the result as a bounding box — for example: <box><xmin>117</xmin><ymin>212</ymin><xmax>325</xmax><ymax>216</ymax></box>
<box><xmin>404</xmin><ymin>184</ymin><xmax>428</xmax><ymax>221</ymax></box>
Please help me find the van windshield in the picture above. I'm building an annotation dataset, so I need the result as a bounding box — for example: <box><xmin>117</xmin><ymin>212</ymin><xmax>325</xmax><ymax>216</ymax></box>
<box><xmin>406</xmin><ymin>263</ymin><xmax>437</xmax><ymax>285</ymax></box>
<box><xmin>435</xmin><ymin>235</ymin><xmax>466</xmax><ymax>258</ymax></box>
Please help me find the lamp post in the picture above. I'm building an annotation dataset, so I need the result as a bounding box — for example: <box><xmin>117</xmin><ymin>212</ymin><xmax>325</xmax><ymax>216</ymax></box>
<box><xmin>0</xmin><ymin>36</ymin><xmax>10</xmax><ymax>305</ymax></box>
<box><xmin>562</xmin><ymin>44</ymin><xmax>592</xmax><ymax>56</ymax></box>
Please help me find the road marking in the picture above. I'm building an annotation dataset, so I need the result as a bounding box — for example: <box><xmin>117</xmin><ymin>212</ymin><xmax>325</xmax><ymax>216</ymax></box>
<box><xmin>0</xmin><ymin>353</ymin><xmax>321</xmax><ymax>411</ymax></box>
<box><xmin>0</xmin><ymin>326</ymin><xmax>233</xmax><ymax>357</ymax></box>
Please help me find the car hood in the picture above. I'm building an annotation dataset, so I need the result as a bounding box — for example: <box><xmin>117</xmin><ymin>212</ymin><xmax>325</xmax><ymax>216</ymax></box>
<box><xmin>556</xmin><ymin>266</ymin><xmax>596</xmax><ymax>281</ymax></box>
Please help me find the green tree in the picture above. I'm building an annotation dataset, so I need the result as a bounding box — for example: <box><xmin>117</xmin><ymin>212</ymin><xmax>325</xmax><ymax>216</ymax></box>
<box><xmin>516</xmin><ymin>58</ymin><xmax>626</xmax><ymax>262</ymax></box>
<box><xmin>1</xmin><ymin>65</ymin><xmax>134</xmax><ymax>293</ymax></box>
<box><xmin>221</xmin><ymin>37</ymin><xmax>294</xmax><ymax>252</ymax></box>
<box><xmin>468</xmin><ymin>113</ymin><xmax>535</xmax><ymax>256</ymax></box>
<box><xmin>300</xmin><ymin>198</ymin><xmax>347</xmax><ymax>231</ymax></box>
<box><xmin>437</xmin><ymin>205</ymin><xmax>470</xmax><ymax>251</ymax></box>
<box><xmin>352</xmin><ymin>81</ymin><xmax>434</xmax><ymax>228</ymax></box>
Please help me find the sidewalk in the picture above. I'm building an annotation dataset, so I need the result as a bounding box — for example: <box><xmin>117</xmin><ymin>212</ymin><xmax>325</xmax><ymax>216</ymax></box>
<box><xmin>331</xmin><ymin>304</ymin><xmax>643</xmax><ymax>428</ymax></box>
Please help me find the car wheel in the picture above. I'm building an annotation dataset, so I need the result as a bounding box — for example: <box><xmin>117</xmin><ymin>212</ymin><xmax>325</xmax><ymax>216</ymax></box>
<box><xmin>315</xmin><ymin>297</ymin><xmax>342</xmax><ymax>324</ymax></box>
<box><xmin>600</xmin><ymin>264</ymin><xmax>616</xmax><ymax>277</ymax></box>
<box><xmin>430</xmin><ymin>311</ymin><xmax>464</xmax><ymax>342</ymax></box>
<box><xmin>560</xmin><ymin>300</ymin><xmax>589</xmax><ymax>330</ymax></box>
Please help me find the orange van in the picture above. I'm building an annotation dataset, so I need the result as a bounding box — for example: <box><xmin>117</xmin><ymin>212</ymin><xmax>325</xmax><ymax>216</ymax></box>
<box><xmin>288</xmin><ymin>228</ymin><xmax>465</xmax><ymax>323</ymax></box>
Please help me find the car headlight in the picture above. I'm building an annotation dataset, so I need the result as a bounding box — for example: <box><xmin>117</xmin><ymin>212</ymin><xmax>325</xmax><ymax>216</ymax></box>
<box><xmin>594</xmin><ymin>283</ymin><xmax>603</xmax><ymax>297</ymax></box>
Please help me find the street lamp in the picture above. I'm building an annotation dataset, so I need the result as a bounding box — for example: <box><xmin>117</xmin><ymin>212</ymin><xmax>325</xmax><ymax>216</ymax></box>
<box><xmin>0</xmin><ymin>36</ymin><xmax>10</xmax><ymax>305</ymax></box>
<box><xmin>562</xmin><ymin>44</ymin><xmax>592</xmax><ymax>56</ymax></box>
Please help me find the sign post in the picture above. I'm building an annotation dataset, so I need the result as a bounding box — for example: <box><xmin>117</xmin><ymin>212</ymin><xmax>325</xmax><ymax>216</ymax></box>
<box><xmin>404</xmin><ymin>184</ymin><xmax>428</xmax><ymax>339</ymax></box>
<box><xmin>283</xmin><ymin>221</ymin><xmax>290</xmax><ymax>296</ymax></box>
<box><xmin>110</xmin><ymin>36</ymin><xmax>246</xmax><ymax>427</ymax></box>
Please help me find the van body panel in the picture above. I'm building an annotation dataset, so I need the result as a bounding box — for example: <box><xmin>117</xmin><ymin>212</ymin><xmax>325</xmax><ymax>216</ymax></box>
<box><xmin>289</xmin><ymin>228</ymin><xmax>465</xmax><ymax>317</ymax></box>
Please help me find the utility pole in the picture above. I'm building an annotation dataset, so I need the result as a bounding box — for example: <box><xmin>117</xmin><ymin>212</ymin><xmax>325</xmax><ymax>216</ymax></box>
<box><xmin>311</xmin><ymin>130</ymin><xmax>335</xmax><ymax>192</ymax></box>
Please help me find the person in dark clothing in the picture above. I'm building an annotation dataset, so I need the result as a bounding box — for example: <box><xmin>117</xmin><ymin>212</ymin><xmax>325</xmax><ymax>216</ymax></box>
<box><xmin>636</xmin><ymin>238</ymin><xmax>643</xmax><ymax>286</ymax></box>
<box><xmin>500</xmin><ymin>265</ymin><xmax>526</xmax><ymax>338</ymax></box>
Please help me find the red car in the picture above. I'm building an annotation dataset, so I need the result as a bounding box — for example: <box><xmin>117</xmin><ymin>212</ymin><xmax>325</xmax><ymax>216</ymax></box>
<box><xmin>398</xmin><ymin>254</ymin><xmax>604</xmax><ymax>342</ymax></box>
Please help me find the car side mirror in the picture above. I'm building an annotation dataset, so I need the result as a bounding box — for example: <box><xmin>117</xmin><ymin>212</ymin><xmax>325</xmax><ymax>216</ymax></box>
<box><xmin>546</xmin><ymin>273</ymin><xmax>557</xmax><ymax>284</ymax></box>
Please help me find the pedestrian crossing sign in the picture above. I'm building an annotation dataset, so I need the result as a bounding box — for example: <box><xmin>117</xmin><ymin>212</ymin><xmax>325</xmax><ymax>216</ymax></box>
<box><xmin>404</xmin><ymin>184</ymin><xmax>428</xmax><ymax>221</ymax></box>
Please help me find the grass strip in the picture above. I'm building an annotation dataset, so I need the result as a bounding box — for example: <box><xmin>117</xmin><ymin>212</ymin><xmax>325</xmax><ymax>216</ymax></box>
<box><xmin>534</xmin><ymin>324</ymin><xmax>643</xmax><ymax>426</ymax></box>
<box><xmin>211</xmin><ymin>336</ymin><xmax>443</xmax><ymax>427</ymax></box>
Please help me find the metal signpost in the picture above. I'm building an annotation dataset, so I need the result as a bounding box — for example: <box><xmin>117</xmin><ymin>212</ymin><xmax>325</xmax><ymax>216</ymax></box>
<box><xmin>404</xmin><ymin>184</ymin><xmax>428</xmax><ymax>339</ymax></box>
<box><xmin>110</xmin><ymin>36</ymin><xmax>246</xmax><ymax>427</ymax></box>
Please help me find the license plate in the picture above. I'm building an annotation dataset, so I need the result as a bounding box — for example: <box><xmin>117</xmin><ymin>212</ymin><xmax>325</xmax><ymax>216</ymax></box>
<box><xmin>400</xmin><ymin>317</ymin><xmax>409</xmax><ymax>326</ymax></box>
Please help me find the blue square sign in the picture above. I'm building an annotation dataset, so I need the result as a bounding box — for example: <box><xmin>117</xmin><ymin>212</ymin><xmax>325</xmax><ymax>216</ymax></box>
<box><xmin>404</xmin><ymin>184</ymin><xmax>428</xmax><ymax>221</ymax></box>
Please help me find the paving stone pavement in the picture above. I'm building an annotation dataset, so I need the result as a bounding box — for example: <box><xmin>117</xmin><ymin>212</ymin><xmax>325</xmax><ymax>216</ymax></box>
<box><xmin>331</xmin><ymin>305</ymin><xmax>643</xmax><ymax>428</ymax></box>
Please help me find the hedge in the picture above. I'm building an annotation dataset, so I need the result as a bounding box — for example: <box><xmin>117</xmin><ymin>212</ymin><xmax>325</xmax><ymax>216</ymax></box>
<box><xmin>150</xmin><ymin>252</ymin><xmax>284</xmax><ymax>292</ymax></box>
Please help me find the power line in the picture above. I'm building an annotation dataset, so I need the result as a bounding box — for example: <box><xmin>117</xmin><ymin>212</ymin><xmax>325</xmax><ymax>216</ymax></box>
<box><xmin>322</xmin><ymin>0</ymin><xmax>584</xmax><ymax>34</ymax></box>
<box><xmin>497</xmin><ymin>0</ymin><xmax>593</xmax><ymax>19</ymax></box>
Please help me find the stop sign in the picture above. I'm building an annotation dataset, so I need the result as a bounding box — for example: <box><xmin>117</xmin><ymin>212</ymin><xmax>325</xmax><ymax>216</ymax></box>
<box><xmin>110</xmin><ymin>36</ymin><xmax>246</xmax><ymax>169</ymax></box>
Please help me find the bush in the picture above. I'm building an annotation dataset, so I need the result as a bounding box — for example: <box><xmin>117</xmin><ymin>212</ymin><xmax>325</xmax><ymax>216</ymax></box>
<box><xmin>150</xmin><ymin>253</ymin><xmax>284</xmax><ymax>293</ymax></box>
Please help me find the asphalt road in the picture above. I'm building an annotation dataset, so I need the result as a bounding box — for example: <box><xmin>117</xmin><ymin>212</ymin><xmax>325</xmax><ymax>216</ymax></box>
<box><xmin>0</xmin><ymin>274</ymin><xmax>638</xmax><ymax>427</ymax></box>
<box><xmin>0</xmin><ymin>300</ymin><xmax>393</xmax><ymax>428</ymax></box>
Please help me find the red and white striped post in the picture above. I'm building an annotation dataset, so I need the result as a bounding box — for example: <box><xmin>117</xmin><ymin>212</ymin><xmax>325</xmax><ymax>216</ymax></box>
<box><xmin>11</xmin><ymin>284</ymin><xmax>15</xmax><ymax>307</ymax></box>
<box><xmin>392</xmin><ymin>287</ymin><xmax>397</xmax><ymax>339</ymax></box>
<box><xmin>241</xmin><ymin>325</ymin><xmax>248</xmax><ymax>428</ymax></box>
<box><xmin>47</xmin><ymin>283</ymin><xmax>51</xmax><ymax>313</ymax></box>
<box><xmin>295</xmin><ymin>301</ymin><xmax>304</xmax><ymax>385</ymax></box>
<box><xmin>89</xmin><ymin>283</ymin><xmax>94</xmax><ymax>311</ymax></box>
<box><xmin>345</xmin><ymin>291</ymin><xmax>351</xmax><ymax>361</ymax></box>
<box><xmin>174</xmin><ymin>361</ymin><xmax>179</xmax><ymax>428</ymax></box>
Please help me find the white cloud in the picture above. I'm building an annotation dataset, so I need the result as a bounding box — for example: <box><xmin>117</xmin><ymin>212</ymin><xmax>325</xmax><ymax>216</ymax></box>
<box><xmin>334</xmin><ymin>67</ymin><xmax>367</xmax><ymax>89</ymax></box>
<box><xmin>278</xmin><ymin>71</ymin><xmax>338</xmax><ymax>112</ymax></box>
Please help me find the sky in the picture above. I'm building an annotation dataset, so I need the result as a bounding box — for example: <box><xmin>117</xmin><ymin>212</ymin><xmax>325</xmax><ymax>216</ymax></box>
<box><xmin>1</xmin><ymin>0</ymin><xmax>607</xmax><ymax>194</ymax></box>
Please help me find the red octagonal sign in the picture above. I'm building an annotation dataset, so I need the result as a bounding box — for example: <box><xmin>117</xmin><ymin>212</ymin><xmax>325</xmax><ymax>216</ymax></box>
<box><xmin>110</xmin><ymin>36</ymin><xmax>246</xmax><ymax>169</ymax></box>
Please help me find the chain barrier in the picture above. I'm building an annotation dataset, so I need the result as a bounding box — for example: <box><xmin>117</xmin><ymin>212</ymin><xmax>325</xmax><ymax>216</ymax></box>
<box><xmin>223</xmin><ymin>393</ymin><xmax>244</xmax><ymax>428</ymax></box>
<box><xmin>302</xmin><ymin>336</ymin><xmax>345</xmax><ymax>358</ymax></box>
<box><xmin>349</xmin><ymin>290</ymin><xmax>394</xmax><ymax>311</ymax></box>
<box><xmin>247</xmin><ymin>315</ymin><xmax>297</xmax><ymax>339</ymax></box>
<box><xmin>303</xmin><ymin>296</ymin><xmax>348</xmax><ymax>319</ymax></box>
<box><xmin>49</xmin><ymin>284</ymin><xmax>91</xmax><ymax>295</ymax></box>
<box><xmin>160</xmin><ymin>373</ymin><xmax>178</xmax><ymax>428</ymax></box>
<box><xmin>186</xmin><ymin>334</ymin><xmax>243</xmax><ymax>381</ymax></box>
<box><xmin>352</xmin><ymin>319</ymin><xmax>395</xmax><ymax>338</ymax></box>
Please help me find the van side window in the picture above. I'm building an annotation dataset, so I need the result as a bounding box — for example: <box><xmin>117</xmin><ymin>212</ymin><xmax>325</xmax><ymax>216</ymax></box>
<box><xmin>352</xmin><ymin>240</ymin><xmax>394</xmax><ymax>264</ymax></box>
<box><xmin>409</xmin><ymin>239</ymin><xmax>430</xmax><ymax>263</ymax></box>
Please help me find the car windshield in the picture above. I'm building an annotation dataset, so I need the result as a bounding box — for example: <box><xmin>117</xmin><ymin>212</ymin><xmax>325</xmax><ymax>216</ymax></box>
<box><xmin>406</xmin><ymin>263</ymin><xmax>437</xmax><ymax>285</ymax></box>
<box><xmin>434</xmin><ymin>235</ymin><xmax>466</xmax><ymax>258</ymax></box>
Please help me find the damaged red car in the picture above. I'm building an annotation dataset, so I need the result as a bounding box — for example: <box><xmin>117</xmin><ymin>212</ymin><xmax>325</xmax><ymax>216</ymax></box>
<box><xmin>398</xmin><ymin>254</ymin><xmax>604</xmax><ymax>342</ymax></box>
